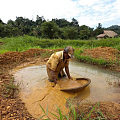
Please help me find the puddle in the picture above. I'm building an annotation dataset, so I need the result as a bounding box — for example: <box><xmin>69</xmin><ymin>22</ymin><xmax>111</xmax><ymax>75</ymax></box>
<box><xmin>13</xmin><ymin>61</ymin><xmax>120</xmax><ymax>119</ymax></box>
<box><xmin>70</xmin><ymin>61</ymin><xmax>120</xmax><ymax>104</ymax></box>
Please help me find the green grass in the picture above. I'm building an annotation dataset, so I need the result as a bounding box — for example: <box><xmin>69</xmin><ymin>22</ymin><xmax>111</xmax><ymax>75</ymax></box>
<box><xmin>74</xmin><ymin>48</ymin><xmax>114</xmax><ymax>67</ymax></box>
<box><xmin>0</xmin><ymin>36</ymin><xmax>120</xmax><ymax>54</ymax></box>
<box><xmin>38</xmin><ymin>101</ymin><xmax>114</xmax><ymax>120</ymax></box>
<box><xmin>0</xmin><ymin>35</ymin><xmax>120</xmax><ymax>67</ymax></box>
<box><xmin>0</xmin><ymin>35</ymin><xmax>41</xmax><ymax>54</ymax></box>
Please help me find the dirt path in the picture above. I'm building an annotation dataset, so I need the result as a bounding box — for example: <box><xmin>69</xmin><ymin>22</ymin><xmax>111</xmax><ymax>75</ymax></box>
<box><xmin>0</xmin><ymin>47</ymin><xmax>120</xmax><ymax>120</ymax></box>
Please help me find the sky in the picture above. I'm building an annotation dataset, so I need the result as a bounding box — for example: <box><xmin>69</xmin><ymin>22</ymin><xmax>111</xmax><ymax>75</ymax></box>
<box><xmin>0</xmin><ymin>0</ymin><xmax>120</xmax><ymax>28</ymax></box>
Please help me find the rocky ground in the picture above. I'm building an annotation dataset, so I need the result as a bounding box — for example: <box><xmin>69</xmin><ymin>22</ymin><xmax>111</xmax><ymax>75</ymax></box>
<box><xmin>0</xmin><ymin>47</ymin><xmax>120</xmax><ymax>120</ymax></box>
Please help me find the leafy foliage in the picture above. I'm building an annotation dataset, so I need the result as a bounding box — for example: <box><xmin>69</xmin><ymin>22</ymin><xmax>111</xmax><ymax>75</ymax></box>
<box><xmin>41</xmin><ymin>21</ymin><xmax>60</xmax><ymax>39</ymax></box>
<box><xmin>0</xmin><ymin>16</ymin><xmax>119</xmax><ymax>39</ymax></box>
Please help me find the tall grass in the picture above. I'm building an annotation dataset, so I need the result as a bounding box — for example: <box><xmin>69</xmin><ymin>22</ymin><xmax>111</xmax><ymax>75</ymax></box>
<box><xmin>0</xmin><ymin>36</ymin><xmax>120</xmax><ymax>54</ymax></box>
<box><xmin>0</xmin><ymin>35</ymin><xmax>41</xmax><ymax>53</ymax></box>
<box><xmin>0</xmin><ymin>36</ymin><xmax>119</xmax><ymax>67</ymax></box>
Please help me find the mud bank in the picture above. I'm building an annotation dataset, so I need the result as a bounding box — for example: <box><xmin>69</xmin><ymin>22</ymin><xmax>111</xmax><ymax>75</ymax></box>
<box><xmin>0</xmin><ymin>48</ymin><xmax>120</xmax><ymax>120</ymax></box>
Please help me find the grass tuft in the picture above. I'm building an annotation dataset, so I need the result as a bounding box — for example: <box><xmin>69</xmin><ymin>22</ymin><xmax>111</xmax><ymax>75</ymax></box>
<box><xmin>37</xmin><ymin>101</ymin><xmax>114</xmax><ymax>120</ymax></box>
<box><xmin>2</xmin><ymin>78</ymin><xmax>20</xmax><ymax>98</ymax></box>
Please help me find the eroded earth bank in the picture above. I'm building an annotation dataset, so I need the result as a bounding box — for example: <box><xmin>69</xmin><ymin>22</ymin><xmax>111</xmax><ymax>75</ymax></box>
<box><xmin>0</xmin><ymin>47</ymin><xmax>120</xmax><ymax>120</ymax></box>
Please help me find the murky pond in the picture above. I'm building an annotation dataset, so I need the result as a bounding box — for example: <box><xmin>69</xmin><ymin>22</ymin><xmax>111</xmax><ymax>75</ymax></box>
<box><xmin>13</xmin><ymin>60</ymin><xmax>120</xmax><ymax>119</ymax></box>
<box><xmin>70</xmin><ymin>61</ymin><xmax>120</xmax><ymax>104</ymax></box>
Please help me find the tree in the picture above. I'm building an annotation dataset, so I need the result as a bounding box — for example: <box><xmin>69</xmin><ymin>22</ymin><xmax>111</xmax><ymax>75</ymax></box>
<box><xmin>0</xmin><ymin>23</ymin><xmax>5</xmax><ymax>37</ymax></box>
<box><xmin>97</xmin><ymin>23</ymin><xmax>102</xmax><ymax>29</ymax></box>
<box><xmin>0</xmin><ymin>19</ymin><xmax>4</xmax><ymax>24</ymax></box>
<box><xmin>41</xmin><ymin>21</ymin><xmax>60</xmax><ymax>39</ymax></box>
<box><xmin>32</xmin><ymin>25</ymin><xmax>42</xmax><ymax>37</ymax></box>
<box><xmin>61</xmin><ymin>26</ymin><xmax>78</xmax><ymax>39</ymax></box>
<box><xmin>7</xmin><ymin>20</ymin><xmax>15</xmax><ymax>27</ymax></box>
<box><xmin>14</xmin><ymin>17</ymin><xmax>35</xmax><ymax>35</ymax></box>
<box><xmin>92</xmin><ymin>23</ymin><xmax>103</xmax><ymax>37</ymax></box>
<box><xmin>78</xmin><ymin>25</ymin><xmax>93</xmax><ymax>40</ymax></box>
<box><xmin>36</xmin><ymin>15</ymin><xmax>46</xmax><ymax>25</ymax></box>
<box><xmin>52</xmin><ymin>18</ymin><xmax>70</xmax><ymax>28</ymax></box>
<box><xmin>70</xmin><ymin>18</ymin><xmax>79</xmax><ymax>27</ymax></box>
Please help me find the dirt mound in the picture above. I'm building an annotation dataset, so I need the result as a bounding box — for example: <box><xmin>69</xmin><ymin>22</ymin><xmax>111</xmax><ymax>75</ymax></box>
<box><xmin>0</xmin><ymin>48</ymin><xmax>63</xmax><ymax>65</ymax></box>
<box><xmin>0</xmin><ymin>49</ymin><xmax>49</xmax><ymax>65</ymax></box>
<box><xmin>81</xmin><ymin>47</ymin><xmax>120</xmax><ymax>62</ymax></box>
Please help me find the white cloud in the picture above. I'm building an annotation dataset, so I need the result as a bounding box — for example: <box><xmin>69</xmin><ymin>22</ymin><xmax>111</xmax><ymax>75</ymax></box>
<box><xmin>76</xmin><ymin>0</ymin><xmax>120</xmax><ymax>27</ymax></box>
<box><xmin>77</xmin><ymin>0</ymin><xmax>100</xmax><ymax>6</ymax></box>
<box><xmin>113</xmin><ymin>0</ymin><xmax>120</xmax><ymax>15</ymax></box>
<box><xmin>0</xmin><ymin>0</ymin><xmax>78</xmax><ymax>22</ymax></box>
<box><xmin>34</xmin><ymin>0</ymin><xmax>79</xmax><ymax>21</ymax></box>
<box><xmin>0</xmin><ymin>0</ymin><xmax>120</xmax><ymax>28</ymax></box>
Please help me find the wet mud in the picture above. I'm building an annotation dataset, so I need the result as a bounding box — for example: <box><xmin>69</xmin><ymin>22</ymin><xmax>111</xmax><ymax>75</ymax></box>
<box><xmin>57</xmin><ymin>78</ymin><xmax>89</xmax><ymax>90</ymax></box>
<box><xmin>12</xmin><ymin>64</ymin><xmax>84</xmax><ymax>119</ymax></box>
<box><xmin>0</xmin><ymin>47</ymin><xmax>120</xmax><ymax>119</ymax></box>
<box><xmin>12</xmin><ymin>60</ymin><xmax>120</xmax><ymax>119</ymax></box>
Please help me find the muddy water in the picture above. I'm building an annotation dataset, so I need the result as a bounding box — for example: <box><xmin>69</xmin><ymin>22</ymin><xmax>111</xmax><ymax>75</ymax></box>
<box><xmin>13</xmin><ymin>60</ymin><xmax>120</xmax><ymax>119</ymax></box>
<box><xmin>69</xmin><ymin>61</ymin><xmax>120</xmax><ymax>104</ymax></box>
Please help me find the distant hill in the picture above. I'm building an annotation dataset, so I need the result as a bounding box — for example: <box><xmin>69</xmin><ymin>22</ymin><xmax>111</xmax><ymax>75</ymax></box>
<box><xmin>105</xmin><ymin>25</ymin><xmax>120</xmax><ymax>35</ymax></box>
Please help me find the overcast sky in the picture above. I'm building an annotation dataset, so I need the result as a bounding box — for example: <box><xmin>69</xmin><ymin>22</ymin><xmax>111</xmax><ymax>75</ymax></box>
<box><xmin>0</xmin><ymin>0</ymin><xmax>120</xmax><ymax>28</ymax></box>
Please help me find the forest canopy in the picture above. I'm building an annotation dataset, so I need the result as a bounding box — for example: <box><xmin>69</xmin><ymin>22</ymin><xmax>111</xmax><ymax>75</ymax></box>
<box><xmin>0</xmin><ymin>16</ymin><xmax>120</xmax><ymax>39</ymax></box>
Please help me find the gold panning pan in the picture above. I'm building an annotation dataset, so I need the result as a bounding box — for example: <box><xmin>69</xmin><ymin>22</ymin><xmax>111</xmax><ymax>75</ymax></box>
<box><xmin>57</xmin><ymin>78</ymin><xmax>91</xmax><ymax>91</ymax></box>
